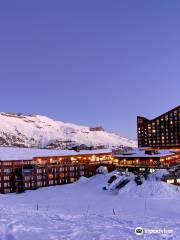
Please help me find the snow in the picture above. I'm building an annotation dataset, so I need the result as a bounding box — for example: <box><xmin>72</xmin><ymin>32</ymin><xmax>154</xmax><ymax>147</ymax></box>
<box><xmin>0</xmin><ymin>147</ymin><xmax>112</xmax><ymax>161</ymax></box>
<box><xmin>0</xmin><ymin>172</ymin><xmax>180</xmax><ymax>239</ymax></box>
<box><xmin>0</xmin><ymin>113</ymin><xmax>137</xmax><ymax>148</ymax></box>
<box><xmin>120</xmin><ymin>176</ymin><xmax>180</xmax><ymax>198</ymax></box>
<box><xmin>76</xmin><ymin>176</ymin><xmax>88</xmax><ymax>183</ymax></box>
<box><xmin>106</xmin><ymin>170</ymin><xmax>178</xmax><ymax>198</ymax></box>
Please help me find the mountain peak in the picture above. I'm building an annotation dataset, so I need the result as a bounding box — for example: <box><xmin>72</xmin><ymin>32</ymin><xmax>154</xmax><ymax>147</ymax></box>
<box><xmin>0</xmin><ymin>112</ymin><xmax>137</xmax><ymax>149</ymax></box>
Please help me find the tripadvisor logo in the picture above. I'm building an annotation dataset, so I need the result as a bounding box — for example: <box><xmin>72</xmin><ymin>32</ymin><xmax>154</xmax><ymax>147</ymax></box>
<box><xmin>135</xmin><ymin>227</ymin><xmax>144</xmax><ymax>236</ymax></box>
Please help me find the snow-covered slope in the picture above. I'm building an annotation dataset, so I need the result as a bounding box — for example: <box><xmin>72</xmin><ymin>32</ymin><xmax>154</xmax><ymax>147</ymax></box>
<box><xmin>0</xmin><ymin>112</ymin><xmax>137</xmax><ymax>149</ymax></box>
<box><xmin>0</xmin><ymin>174</ymin><xmax>179</xmax><ymax>239</ymax></box>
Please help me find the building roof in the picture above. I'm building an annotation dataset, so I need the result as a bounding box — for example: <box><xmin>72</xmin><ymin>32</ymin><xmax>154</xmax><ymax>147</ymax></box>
<box><xmin>115</xmin><ymin>149</ymin><xmax>179</xmax><ymax>158</ymax></box>
<box><xmin>137</xmin><ymin>105</ymin><xmax>180</xmax><ymax>122</ymax></box>
<box><xmin>0</xmin><ymin>147</ymin><xmax>112</xmax><ymax>161</ymax></box>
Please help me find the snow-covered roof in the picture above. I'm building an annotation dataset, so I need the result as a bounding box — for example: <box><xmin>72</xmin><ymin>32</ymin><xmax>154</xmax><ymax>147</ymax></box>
<box><xmin>115</xmin><ymin>148</ymin><xmax>179</xmax><ymax>158</ymax></box>
<box><xmin>0</xmin><ymin>147</ymin><xmax>112</xmax><ymax>161</ymax></box>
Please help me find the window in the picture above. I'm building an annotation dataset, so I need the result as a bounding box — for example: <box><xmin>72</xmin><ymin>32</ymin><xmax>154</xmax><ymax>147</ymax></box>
<box><xmin>25</xmin><ymin>176</ymin><xmax>31</xmax><ymax>181</ymax></box>
<box><xmin>4</xmin><ymin>168</ymin><xmax>11</xmax><ymax>173</ymax></box>
<box><xmin>37</xmin><ymin>169</ymin><xmax>42</xmax><ymax>174</ymax></box>
<box><xmin>167</xmin><ymin>179</ymin><xmax>174</xmax><ymax>184</ymax></box>
<box><xmin>48</xmin><ymin>174</ymin><xmax>53</xmax><ymax>179</ymax></box>
<box><xmin>25</xmin><ymin>183</ymin><xmax>30</xmax><ymax>188</ymax></box>
<box><xmin>59</xmin><ymin>173</ymin><xmax>64</xmax><ymax>178</ymax></box>
<box><xmin>70</xmin><ymin>178</ymin><xmax>75</xmax><ymax>183</ymax></box>
<box><xmin>4</xmin><ymin>176</ymin><xmax>10</xmax><ymax>181</ymax></box>
<box><xmin>37</xmin><ymin>181</ymin><xmax>42</xmax><ymax>187</ymax></box>
<box><xmin>4</xmin><ymin>189</ymin><xmax>10</xmax><ymax>193</ymax></box>
<box><xmin>4</xmin><ymin>182</ymin><xmax>10</xmax><ymax>187</ymax></box>
<box><xmin>3</xmin><ymin>162</ymin><xmax>12</xmax><ymax>166</ymax></box>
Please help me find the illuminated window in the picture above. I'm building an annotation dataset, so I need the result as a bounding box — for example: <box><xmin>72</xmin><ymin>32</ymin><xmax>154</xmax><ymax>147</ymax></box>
<box><xmin>167</xmin><ymin>179</ymin><xmax>174</xmax><ymax>184</ymax></box>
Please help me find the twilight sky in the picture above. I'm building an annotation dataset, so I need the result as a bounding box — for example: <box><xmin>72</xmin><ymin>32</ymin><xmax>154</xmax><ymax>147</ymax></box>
<box><xmin>0</xmin><ymin>1</ymin><xmax>179</xmax><ymax>139</ymax></box>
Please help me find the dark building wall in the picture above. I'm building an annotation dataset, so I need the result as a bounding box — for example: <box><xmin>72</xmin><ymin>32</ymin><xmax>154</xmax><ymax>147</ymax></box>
<box><xmin>0</xmin><ymin>153</ymin><xmax>113</xmax><ymax>194</ymax></box>
<box><xmin>137</xmin><ymin>106</ymin><xmax>180</xmax><ymax>148</ymax></box>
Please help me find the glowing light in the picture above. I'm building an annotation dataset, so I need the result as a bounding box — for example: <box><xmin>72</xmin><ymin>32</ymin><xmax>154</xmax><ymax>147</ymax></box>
<box><xmin>114</xmin><ymin>159</ymin><xmax>119</xmax><ymax>163</ymax></box>
<box><xmin>91</xmin><ymin>155</ymin><xmax>96</xmax><ymax>161</ymax></box>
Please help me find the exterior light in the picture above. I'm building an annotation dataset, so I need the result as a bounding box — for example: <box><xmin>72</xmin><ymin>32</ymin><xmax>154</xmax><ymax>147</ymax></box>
<box><xmin>37</xmin><ymin>158</ymin><xmax>42</xmax><ymax>164</ymax></box>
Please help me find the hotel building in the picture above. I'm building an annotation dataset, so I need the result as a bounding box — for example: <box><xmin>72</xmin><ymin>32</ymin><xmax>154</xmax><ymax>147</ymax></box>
<box><xmin>0</xmin><ymin>147</ymin><xmax>113</xmax><ymax>194</ymax></box>
<box><xmin>114</xmin><ymin>149</ymin><xmax>180</xmax><ymax>169</ymax></box>
<box><xmin>137</xmin><ymin>105</ymin><xmax>180</xmax><ymax>149</ymax></box>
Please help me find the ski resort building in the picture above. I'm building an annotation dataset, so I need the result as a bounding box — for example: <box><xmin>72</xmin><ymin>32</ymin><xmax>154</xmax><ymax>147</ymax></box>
<box><xmin>0</xmin><ymin>147</ymin><xmax>113</xmax><ymax>194</ymax></box>
<box><xmin>114</xmin><ymin>149</ymin><xmax>180</xmax><ymax>168</ymax></box>
<box><xmin>137</xmin><ymin>105</ymin><xmax>180</xmax><ymax>149</ymax></box>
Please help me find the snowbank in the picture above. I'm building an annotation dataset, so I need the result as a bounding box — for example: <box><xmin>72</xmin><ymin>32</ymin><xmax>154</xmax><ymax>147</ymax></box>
<box><xmin>77</xmin><ymin>176</ymin><xmax>89</xmax><ymax>183</ymax></box>
<box><xmin>106</xmin><ymin>170</ymin><xmax>180</xmax><ymax>199</ymax></box>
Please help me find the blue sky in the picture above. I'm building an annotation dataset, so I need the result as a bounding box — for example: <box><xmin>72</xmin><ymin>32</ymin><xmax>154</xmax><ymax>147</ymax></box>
<box><xmin>0</xmin><ymin>1</ymin><xmax>179</xmax><ymax>139</ymax></box>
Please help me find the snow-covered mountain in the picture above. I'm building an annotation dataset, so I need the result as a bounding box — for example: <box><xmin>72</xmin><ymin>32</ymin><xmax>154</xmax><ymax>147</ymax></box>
<box><xmin>0</xmin><ymin>112</ymin><xmax>137</xmax><ymax>149</ymax></box>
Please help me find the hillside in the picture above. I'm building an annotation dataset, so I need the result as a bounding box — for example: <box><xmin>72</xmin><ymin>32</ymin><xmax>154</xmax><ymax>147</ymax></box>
<box><xmin>0</xmin><ymin>112</ymin><xmax>137</xmax><ymax>149</ymax></box>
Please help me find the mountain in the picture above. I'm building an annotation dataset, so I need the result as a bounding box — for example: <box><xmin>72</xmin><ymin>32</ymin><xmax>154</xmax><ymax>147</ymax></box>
<box><xmin>0</xmin><ymin>112</ymin><xmax>137</xmax><ymax>149</ymax></box>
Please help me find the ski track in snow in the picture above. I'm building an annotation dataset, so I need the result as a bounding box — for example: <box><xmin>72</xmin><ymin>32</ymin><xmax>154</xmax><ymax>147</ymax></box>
<box><xmin>0</xmin><ymin>210</ymin><xmax>179</xmax><ymax>240</ymax></box>
<box><xmin>0</xmin><ymin>174</ymin><xmax>180</xmax><ymax>240</ymax></box>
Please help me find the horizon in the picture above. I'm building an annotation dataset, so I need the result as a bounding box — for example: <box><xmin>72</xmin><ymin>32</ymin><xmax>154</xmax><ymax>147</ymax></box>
<box><xmin>0</xmin><ymin>1</ymin><xmax>179</xmax><ymax>139</ymax></box>
<box><xmin>1</xmin><ymin>105</ymin><xmax>179</xmax><ymax>141</ymax></box>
